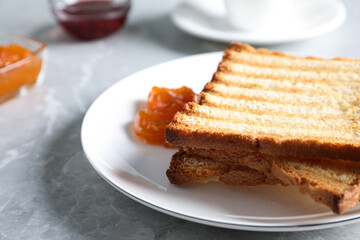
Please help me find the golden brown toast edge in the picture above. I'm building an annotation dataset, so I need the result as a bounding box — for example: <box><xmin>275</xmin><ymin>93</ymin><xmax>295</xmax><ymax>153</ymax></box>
<box><xmin>166</xmin><ymin>151</ymin><xmax>280</xmax><ymax>186</ymax></box>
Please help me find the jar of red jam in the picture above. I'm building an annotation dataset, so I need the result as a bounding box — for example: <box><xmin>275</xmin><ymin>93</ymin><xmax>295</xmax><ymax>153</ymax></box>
<box><xmin>49</xmin><ymin>0</ymin><xmax>131</xmax><ymax>40</ymax></box>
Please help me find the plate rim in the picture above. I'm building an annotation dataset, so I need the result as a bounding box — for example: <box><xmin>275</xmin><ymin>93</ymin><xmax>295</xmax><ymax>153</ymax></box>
<box><xmin>86</xmin><ymin>157</ymin><xmax>360</xmax><ymax>232</ymax></box>
<box><xmin>81</xmin><ymin>52</ymin><xmax>360</xmax><ymax>232</ymax></box>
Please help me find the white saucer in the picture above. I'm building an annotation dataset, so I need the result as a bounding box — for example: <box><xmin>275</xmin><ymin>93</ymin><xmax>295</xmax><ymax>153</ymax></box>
<box><xmin>171</xmin><ymin>0</ymin><xmax>347</xmax><ymax>44</ymax></box>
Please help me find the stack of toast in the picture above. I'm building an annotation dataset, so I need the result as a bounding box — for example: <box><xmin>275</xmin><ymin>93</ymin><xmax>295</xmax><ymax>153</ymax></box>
<box><xmin>165</xmin><ymin>43</ymin><xmax>360</xmax><ymax>214</ymax></box>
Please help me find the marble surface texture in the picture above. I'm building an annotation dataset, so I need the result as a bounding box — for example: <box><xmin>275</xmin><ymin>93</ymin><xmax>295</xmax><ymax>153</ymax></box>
<box><xmin>1</xmin><ymin>0</ymin><xmax>360</xmax><ymax>239</ymax></box>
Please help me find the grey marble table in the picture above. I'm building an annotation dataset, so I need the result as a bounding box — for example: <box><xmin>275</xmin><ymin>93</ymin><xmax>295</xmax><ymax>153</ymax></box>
<box><xmin>1</xmin><ymin>0</ymin><xmax>360</xmax><ymax>239</ymax></box>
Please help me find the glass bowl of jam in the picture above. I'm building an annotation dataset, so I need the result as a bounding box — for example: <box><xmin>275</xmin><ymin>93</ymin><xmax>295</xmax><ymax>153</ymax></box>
<box><xmin>49</xmin><ymin>0</ymin><xmax>131</xmax><ymax>40</ymax></box>
<box><xmin>0</xmin><ymin>35</ymin><xmax>47</xmax><ymax>103</ymax></box>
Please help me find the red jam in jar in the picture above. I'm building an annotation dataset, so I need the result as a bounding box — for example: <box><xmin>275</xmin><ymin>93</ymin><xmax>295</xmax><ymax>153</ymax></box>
<box><xmin>52</xmin><ymin>0</ymin><xmax>130</xmax><ymax>40</ymax></box>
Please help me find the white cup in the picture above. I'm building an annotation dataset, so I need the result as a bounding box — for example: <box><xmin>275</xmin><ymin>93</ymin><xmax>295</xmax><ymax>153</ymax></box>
<box><xmin>224</xmin><ymin>0</ymin><xmax>295</xmax><ymax>32</ymax></box>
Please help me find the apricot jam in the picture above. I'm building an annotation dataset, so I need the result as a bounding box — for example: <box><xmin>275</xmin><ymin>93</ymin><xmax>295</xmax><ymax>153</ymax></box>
<box><xmin>133</xmin><ymin>86</ymin><xmax>195</xmax><ymax>147</ymax></box>
<box><xmin>0</xmin><ymin>44</ymin><xmax>31</xmax><ymax>68</ymax></box>
<box><xmin>0</xmin><ymin>44</ymin><xmax>43</xmax><ymax>102</ymax></box>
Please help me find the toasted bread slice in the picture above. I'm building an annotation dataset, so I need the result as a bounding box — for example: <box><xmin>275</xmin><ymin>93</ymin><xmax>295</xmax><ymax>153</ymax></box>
<box><xmin>181</xmin><ymin>147</ymin><xmax>276</xmax><ymax>179</ymax></box>
<box><xmin>167</xmin><ymin>151</ymin><xmax>360</xmax><ymax>214</ymax></box>
<box><xmin>272</xmin><ymin>157</ymin><xmax>360</xmax><ymax>214</ymax></box>
<box><xmin>165</xmin><ymin>43</ymin><xmax>360</xmax><ymax>162</ymax></box>
<box><xmin>166</xmin><ymin>151</ymin><xmax>280</xmax><ymax>186</ymax></box>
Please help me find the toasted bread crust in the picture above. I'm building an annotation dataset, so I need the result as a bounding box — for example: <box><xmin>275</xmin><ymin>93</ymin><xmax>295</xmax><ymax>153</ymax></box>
<box><xmin>166</xmin><ymin>151</ymin><xmax>280</xmax><ymax>186</ymax></box>
<box><xmin>227</xmin><ymin>43</ymin><xmax>360</xmax><ymax>62</ymax></box>
<box><xmin>166</xmin><ymin>126</ymin><xmax>360</xmax><ymax>162</ymax></box>
<box><xmin>166</xmin><ymin>151</ymin><xmax>228</xmax><ymax>185</ymax></box>
<box><xmin>181</xmin><ymin>147</ymin><xmax>275</xmax><ymax>179</ymax></box>
<box><xmin>271</xmin><ymin>158</ymin><xmax>360</xmax><ymax>214</ymax></box>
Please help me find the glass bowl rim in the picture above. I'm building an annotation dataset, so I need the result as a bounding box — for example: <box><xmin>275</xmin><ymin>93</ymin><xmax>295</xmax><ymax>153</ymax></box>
<box><xmin>49</xmin><ymin>0</ymin><xmax>131</xmax><ymax>21</ymax></box>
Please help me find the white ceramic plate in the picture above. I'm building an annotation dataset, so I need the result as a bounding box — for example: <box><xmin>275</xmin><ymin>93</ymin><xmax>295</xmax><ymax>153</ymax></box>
<box><xmin>81</xmin><ymin>52</ymin><xmax>360</xmax><ymax>231</ymax></box>
<box><xmin>171</xmin><ymin>0</ymin><xmax>346</xmax><ymax>44</ymax></box>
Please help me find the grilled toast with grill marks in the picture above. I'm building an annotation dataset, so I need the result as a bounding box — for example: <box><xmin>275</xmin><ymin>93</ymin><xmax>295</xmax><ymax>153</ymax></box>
<box><xmin>165</xmin><ymin>43</ymin><xmax>360</xmax><ymax>162</ymax></box>
<box><xmin>165</xmin><ymin>43</ymin><xmax>360</xmax><ymax>214</ymax></box>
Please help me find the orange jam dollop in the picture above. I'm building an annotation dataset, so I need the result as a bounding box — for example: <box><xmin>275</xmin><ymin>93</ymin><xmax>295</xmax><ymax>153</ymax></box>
<box><xmin>0</xmin><ymin>44</ymin><xmax>43</xmax><ymax>102</ymax></box>
<box><xmin>133</xmin><ymin>86</ymin><xmax>195</xmax><ymax>147</ymax></box>
<box><xmin>0</xmin><ymin>44</ymin><xmax>31</xmax><ymax>68</ymax></box>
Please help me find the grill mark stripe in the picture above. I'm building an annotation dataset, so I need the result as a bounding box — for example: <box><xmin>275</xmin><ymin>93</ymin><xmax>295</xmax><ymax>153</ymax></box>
<box><xmin>185</xmin><ymin>103</ymin><xmax>354</xmax><ymax>134</ymax></box>
<box><xmin>198</xmin><ymin>93</ymin><xmax>348</xmax><ymax>120</ymax></box>
<box><xmin>213</xmin><ymin>72</ymin><xmax>360</xmax><ymax>99</ymax></box>
<box><xmin>218</xmin><ymin>61</ymin><xmax>360</xmax><ymax>84</ymax></box>
<box><xmin>224</xmin><ymin>50</ymin><xmax>360</xmax><ymax>72</ymax></box>
<box><xmin>173</xmin><ymin>114</ymin><xmax>358</xmax><ymax>143</ymax></box>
